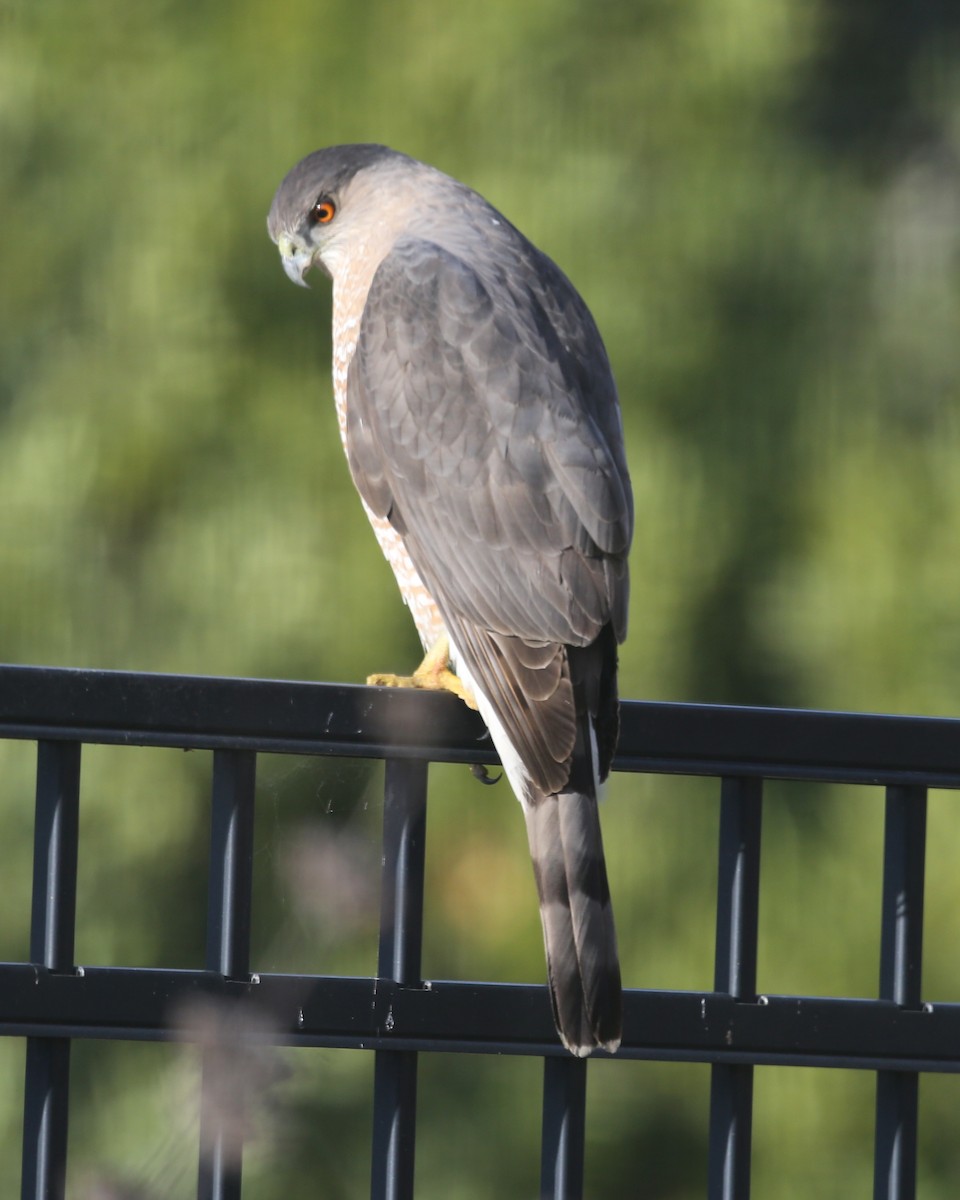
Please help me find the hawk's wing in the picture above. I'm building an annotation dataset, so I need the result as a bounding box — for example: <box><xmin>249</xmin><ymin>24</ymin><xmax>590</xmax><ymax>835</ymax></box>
<box><xmin>345</xmin><ymin>235</ymin><xmax>632</xmax><ymax>793</ymax></box>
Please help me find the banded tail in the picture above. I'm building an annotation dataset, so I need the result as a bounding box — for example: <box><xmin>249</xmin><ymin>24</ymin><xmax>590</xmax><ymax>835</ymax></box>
<box><xmin>525</xmin><ymin>782</ymin><xmax>621</xmax><ymax>1055</ymax></box>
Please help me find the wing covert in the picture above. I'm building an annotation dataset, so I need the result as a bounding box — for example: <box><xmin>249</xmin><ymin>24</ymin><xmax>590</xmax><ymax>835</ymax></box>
<box><xmin>345</xmin><ymin>236</ymin><xmax>632</xmax><ymax>648</ymax></box>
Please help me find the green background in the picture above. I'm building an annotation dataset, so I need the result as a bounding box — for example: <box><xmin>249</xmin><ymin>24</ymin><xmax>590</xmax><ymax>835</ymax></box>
<box><xmin>2</xmin><ymin>0</ymin><xmax>960</xmax><ymax>1195</ymax></box>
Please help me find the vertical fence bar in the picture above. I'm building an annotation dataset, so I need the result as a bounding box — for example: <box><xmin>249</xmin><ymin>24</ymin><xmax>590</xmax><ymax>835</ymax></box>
<box><xmin>371</xmin><ymin>758</ymin><xmax>428</xmax><ymax>1200</ymax></box>
<box><xmin>540</xmin><ymin>1056</ymin><xmax>587</xmax><ymax>1200</ymax></box>
<box><xmin>197</xmin><ymin>750</ymin><xmax>257</xmax><ymax>1200</ymax></box>
<box><xmin>21</xmin><ymin>740</ymin><xmax>81</xmax><ymax>1200</ymax></box>
<box><xmin>873</xmin><ymin>785</ymin><xmax>927</xmax><ymax>1200</ymax></box>
<box><xmin>708</xmin><ymin>776</ymin><xmax>763</xmax><ymax>1200</ymax></box>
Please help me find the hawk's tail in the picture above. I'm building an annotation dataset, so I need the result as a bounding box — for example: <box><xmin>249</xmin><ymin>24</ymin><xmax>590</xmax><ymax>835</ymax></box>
<box><xmin>524</xmin><ymin>784</ymin><xmax>622</xmax><ymax>1056</ymax></box>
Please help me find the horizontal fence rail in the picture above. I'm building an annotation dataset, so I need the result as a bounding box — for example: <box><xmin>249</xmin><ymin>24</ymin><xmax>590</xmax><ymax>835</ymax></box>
<box><xmin>4</xmin><ymin>663</ymin><xmax>960</xmax><ymax>786</ymax></box>
<box><xmin>1</xmin><ymin>663</ymin><xmax>958</xmax><ymax>1199</ymax></box>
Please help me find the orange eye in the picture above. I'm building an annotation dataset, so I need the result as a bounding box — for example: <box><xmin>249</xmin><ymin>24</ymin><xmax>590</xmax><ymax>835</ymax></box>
<box><xmin>309</xmin><ymin>197</ymin><xmax>336</xmax><ymax>225</ymax></box>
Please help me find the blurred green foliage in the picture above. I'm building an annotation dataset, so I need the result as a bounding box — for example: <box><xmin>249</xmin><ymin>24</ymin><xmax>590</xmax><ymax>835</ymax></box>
<box><xmin>2</xmin><ymin>0</ymin><xmax>960</xmax><ymax>1195</ymax></box>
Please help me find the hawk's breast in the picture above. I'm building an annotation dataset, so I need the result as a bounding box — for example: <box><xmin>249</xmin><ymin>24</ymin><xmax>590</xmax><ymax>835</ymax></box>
<box><xmin>332</xmin><ymin>273</ymin><xmax>447</xmax><ymax>652</ymax></box>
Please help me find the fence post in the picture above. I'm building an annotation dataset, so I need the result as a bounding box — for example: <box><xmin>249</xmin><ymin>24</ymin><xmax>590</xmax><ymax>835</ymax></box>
<box><xmin>21</xmin><ymin>741</ymin><xmax>81</xmax><ymax>1200</ymax></box>
<box><xmin>540</xmin><ymin>1056</ymin><xmax>587</xmax><ymax>1200</ymax></box>
<box><xmin>371</xmin><ymin>758</ymin><xmax>428</xmax><ymax>1200</ymax></box>
<box><xmin>708</xmin><ymin>776</ymin><xmax>762</xmax><ymax>1200</ymax></box>
<box><xmin>873</xmin><ymin>785</ymin><xmax>927</xmax><ymax>1200</ymax></box>
<box><xmin>197</xmin><ymin>749</ymin><xmax>257</xmax><ymax>1200</ymax></box>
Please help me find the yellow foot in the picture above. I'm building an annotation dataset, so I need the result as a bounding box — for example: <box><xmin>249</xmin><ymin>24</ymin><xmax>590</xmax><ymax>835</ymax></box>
<box><xmin>367</xmin><ymin>634</ymin><xmax>478</xmax><ymax>711</ymax></box>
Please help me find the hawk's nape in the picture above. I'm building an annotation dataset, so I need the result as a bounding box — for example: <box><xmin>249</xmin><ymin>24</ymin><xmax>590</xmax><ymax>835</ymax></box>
<box><xmin>268</xmin><ymin>144</ymin><xmax>633</xmax><ymax>1055</ymax></box>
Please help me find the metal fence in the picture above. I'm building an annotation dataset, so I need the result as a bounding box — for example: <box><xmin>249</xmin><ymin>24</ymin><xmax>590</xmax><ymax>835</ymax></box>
<box><xmin>2</xmin><ymin>663</ymin><xmax>959</xmax><ymax>1199</ymax></box>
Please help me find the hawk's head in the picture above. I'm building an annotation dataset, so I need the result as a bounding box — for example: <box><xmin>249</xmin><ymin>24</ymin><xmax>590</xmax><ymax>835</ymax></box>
<box><xmin>267</xmin><ymin>143</ymin><xmax>425</xmax><ymax>287</ymax></box>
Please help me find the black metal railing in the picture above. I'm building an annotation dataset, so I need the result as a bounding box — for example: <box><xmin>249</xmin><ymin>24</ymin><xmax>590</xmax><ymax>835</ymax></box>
<box><xmin>2</xmin><ymin>663</ymin><xmax>959</xmax><ymax>1199</ymax></box>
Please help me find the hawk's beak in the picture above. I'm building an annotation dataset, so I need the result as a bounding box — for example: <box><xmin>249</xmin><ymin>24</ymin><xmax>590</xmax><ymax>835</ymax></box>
<box><xmin>277</xmin><ymin>234</ymin><xmax>313</xmax><ymax>288</ymax></box>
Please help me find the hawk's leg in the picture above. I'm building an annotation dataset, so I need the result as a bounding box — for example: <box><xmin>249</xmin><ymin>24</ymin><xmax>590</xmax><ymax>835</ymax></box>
<box><xmin>367</xmin><ymin>633</ymin><xmax>479</xmax><ymax>710</ymax></box>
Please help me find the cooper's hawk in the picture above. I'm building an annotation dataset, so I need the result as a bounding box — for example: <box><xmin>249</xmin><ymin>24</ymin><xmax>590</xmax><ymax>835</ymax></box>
<box><xmin>268</xmin><ymin>145</ymin><xmax>633</xmax><ymax>1056</ymax></box>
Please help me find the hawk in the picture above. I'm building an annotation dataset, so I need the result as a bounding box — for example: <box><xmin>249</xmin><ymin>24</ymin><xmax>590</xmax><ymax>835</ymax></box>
<box><xmin>268</xmin><ymin>145</ymin><xmax>633</xmax><ymax>1055</ymax></box>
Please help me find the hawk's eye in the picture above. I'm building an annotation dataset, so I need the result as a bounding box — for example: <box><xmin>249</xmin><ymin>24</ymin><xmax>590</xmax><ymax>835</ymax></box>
<box><xmin>309</xmin><ymin>197</ymin><xmax>336</xmax><ymax>225</ymax></box>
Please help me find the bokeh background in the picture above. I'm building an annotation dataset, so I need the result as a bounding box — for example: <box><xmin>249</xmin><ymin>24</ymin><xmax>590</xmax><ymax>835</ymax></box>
<box><xmin>2</xmin><ymin>0</ymin><xmax>960</xmax><ymax>1196</ymax></box>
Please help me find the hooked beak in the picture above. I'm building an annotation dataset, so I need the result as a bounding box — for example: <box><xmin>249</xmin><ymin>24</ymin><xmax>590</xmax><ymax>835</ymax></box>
<box><xmin>277</xmin><ymin>233</ymin><xmax>314</xmax><ymax>288</ymax></box>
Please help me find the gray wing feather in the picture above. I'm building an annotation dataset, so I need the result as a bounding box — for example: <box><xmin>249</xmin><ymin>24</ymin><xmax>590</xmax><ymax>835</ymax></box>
<box><xmin>345</xmin><ymin>403</ymin><xmax>395</xmax><ymax>520</ymax></box>
<box><xmin>346</xmin><ymin>236</ymin><xmax>632</xmax><ymax>650</ymax></box>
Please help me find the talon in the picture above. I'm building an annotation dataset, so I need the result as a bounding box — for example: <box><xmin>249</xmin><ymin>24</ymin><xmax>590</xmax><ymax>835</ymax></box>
<box><xmin>423</xmin><ymin>666</ymin><xmax>478</xmax><ymax>710</ymax></box>
<box><xmin>367</xmin><ymin>634</ymin><xmax>478</xmax><ymax>710</ymax></box>
<box><xmin>470</xmin><ymin>763</ymin><xmax>502</xmax><ymax>786</ymax></box>
<box><xmin>367</xmin><ymin>672</ymin><xmax>413</xmax><ymax>688</ymax></box>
